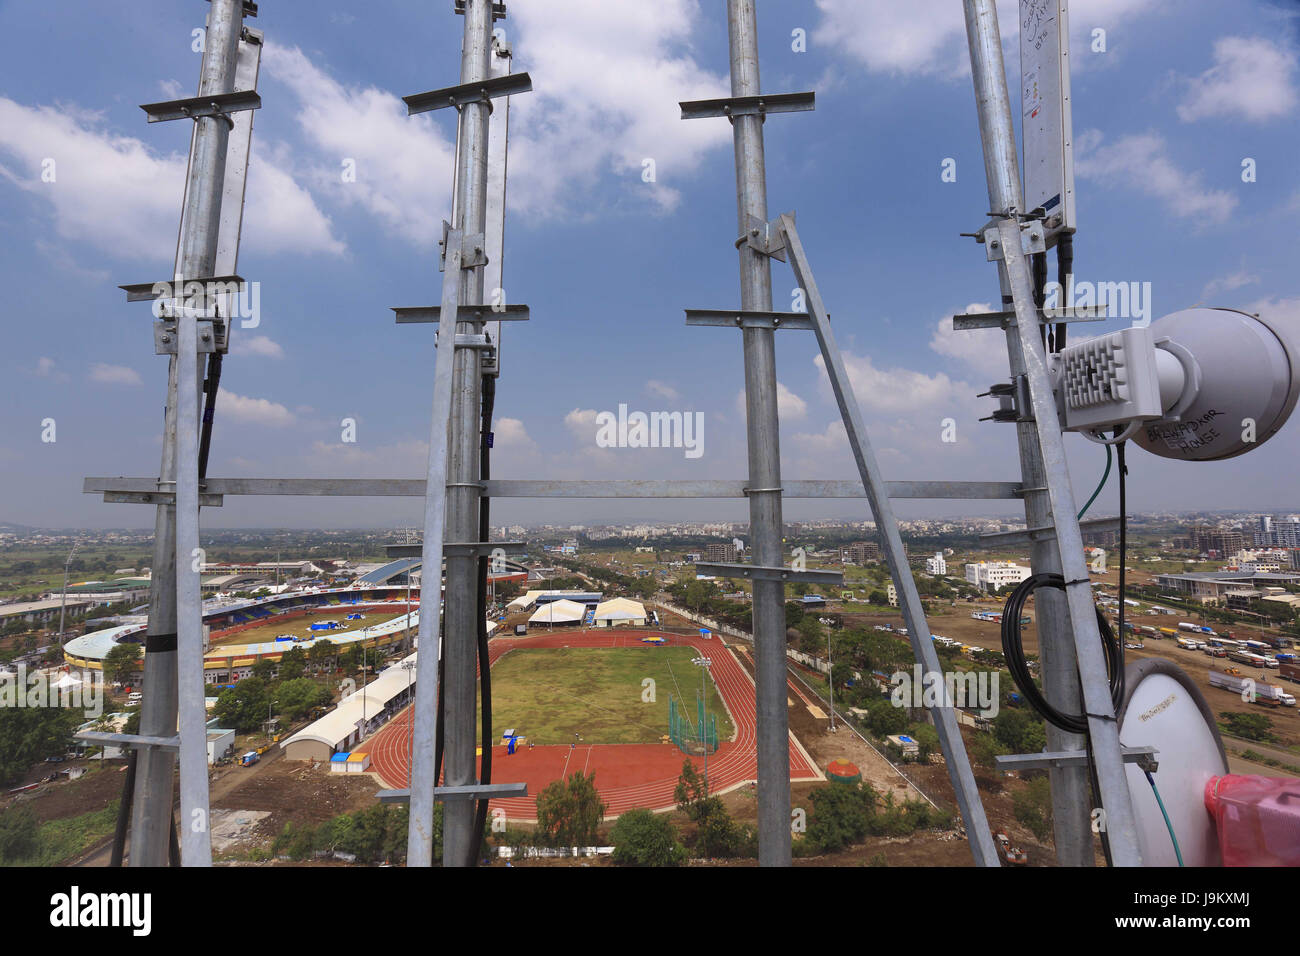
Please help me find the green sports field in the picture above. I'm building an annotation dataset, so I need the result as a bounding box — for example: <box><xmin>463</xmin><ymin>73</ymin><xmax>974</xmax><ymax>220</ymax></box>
<box><xmin>482</xmin><ymin>646</ymin><xmax>735</xmax><ymax>746</ymax></box>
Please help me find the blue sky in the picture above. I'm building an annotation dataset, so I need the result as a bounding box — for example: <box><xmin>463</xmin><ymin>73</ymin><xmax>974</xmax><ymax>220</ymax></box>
<box><xmin>2</xmin><ymin>0</ymin><xmax>1298</xmax><ymax>529</ymax></box>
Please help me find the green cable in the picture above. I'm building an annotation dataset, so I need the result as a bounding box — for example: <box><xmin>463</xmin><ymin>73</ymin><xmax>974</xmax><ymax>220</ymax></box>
<box><xmin>1077</xmin><ymin>442</ymin><xmax>1113</xmax><ymax>520</ymax></box>
<box><xmin>1144</xmin><ymin>769</ymin><xmax>1184</xmax><ymax>866</ymax></box>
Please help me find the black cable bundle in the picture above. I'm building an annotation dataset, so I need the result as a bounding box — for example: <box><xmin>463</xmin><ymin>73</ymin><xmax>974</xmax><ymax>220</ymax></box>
<box><xmin>999</xmin><ymin>573</ymin><xmax>1123</xmax><ymax>734</ymax></box>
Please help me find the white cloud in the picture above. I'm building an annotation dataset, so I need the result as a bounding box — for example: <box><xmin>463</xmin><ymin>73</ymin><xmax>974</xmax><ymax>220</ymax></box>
<box><xmin>1178</xmin><ymin>36</ymin><xmax>1298</xmax><ymax>124</ymax></box>
<box><xmin>1074</xmin><ymin>129</ymin><xmax>1236</xmax><ymax>224</ymax></box>
<box><xmin>646</xmin><ymin>380</ymin><xmax>681</xmax><ymax>402</ymax></box>
<box><xmin>928</xmin><ymin>302</ymin><xmax>1008</xmax><ymax>382</ymax></box>
<box><xmin>814</xmin><ymin>351</ymin><xmax>965</xmax><ymax>414</ymax></box>
<box><xmin>35</xmin><ymin>357</ymin><xmax>55</xmax><ymax>377</ymax></box>
<box><xmin>564</xmin><ymin>408</ymin><xmax>601</xmax><ymax>441</ymax></box>
<box><xmin>230</xmin><ymin>334</ymin><xmax>285</xmax><ymax>359</ymax></box>
<box><xmin>89</xmin><ymin>363</ymin><xmax>143</xmax><ymax>386</ymax></box>
<box><xmin>733</xmin><ymin>382</ymin><xmax>808</xmax><ymax>421</ymax></box>
<box><xmin>1201</xmin><ymin>270</ymin><xmax>1259</xmax><ymax>301</ymax></box>
<box><xmin>0</xmin><ymin>96</ymin><xmax>342</xmax><ymax>261</ymax></box>
<box><xmin>505</xmin><ymin>0</ymin><xmax>731</xmax><ymax>215</ymax></box>
<box><xmin>494</xmin><ymin>416</ymin><xmax>539</xmax><ymax>455</ymax></box>
<box><xmin>216</xmin><ymin>388</ymin><xmax>295</xmax><ymax>426</ymax></box>
<box><xmin>264</xmin><ymin>43</ymin><xmax>457</xmax><ymax>248</ymax></box>
<box><xmin>813</xmin><ymin>0</ymin><xmax>1160</xmax><ymax>77</ymax></box>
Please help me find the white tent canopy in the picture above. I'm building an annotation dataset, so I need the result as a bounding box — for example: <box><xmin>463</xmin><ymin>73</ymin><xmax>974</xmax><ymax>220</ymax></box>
<box><xmin>592</xmin><ymin>598</ymin><xmax>647</xmax><ymax>626</ymax></box>
<box><xmin>528</xmin><ymin>599</ymin><xmax>586</xmax><ymax>624</ymax></box>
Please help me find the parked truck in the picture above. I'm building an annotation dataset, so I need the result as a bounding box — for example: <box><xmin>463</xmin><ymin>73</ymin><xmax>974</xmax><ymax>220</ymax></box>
<box><xmin>1209</xmin><ymin>670</ymin><xmax>1297</xmax><ymax>707</ymax></box>
<box><xmin>1281</xmin><ymin>660</ymin><xmax>1300</xmax><ymax>684</ymax></box>
<box><xmin>1178</xmin><ymin>622</ymin><xmax>1200</xmax><ymax>632</ymax></box>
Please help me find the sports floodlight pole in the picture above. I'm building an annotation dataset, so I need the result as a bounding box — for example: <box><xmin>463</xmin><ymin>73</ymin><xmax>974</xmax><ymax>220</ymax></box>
<box><xmin>726</xmin><ymin>0</ymin><xmax>791</xmax><ymax>868</ymax></box>
<box><xmin>132</xmin><ymin>0</ymin><xmax>245</xmax><ymax>868</ymax></box>
<box><xmin>962</xmin><ymin>0</ymin><xmax>1141</xmax><ymax>865</ymax></box>
<box><xmin>441</xmin><ymin>0</ymin><xmax>495</xmax><ymax>869</ymax></box>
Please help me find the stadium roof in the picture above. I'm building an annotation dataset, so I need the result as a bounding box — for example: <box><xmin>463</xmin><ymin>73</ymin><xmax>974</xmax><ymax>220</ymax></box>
<box><xmin>356</xmin><ymin>558</ymin><xmax>421</xmax><ymax>586</ymax></box>
<box><xmin>281</xmin><ymin>652</ymin><xmax>416</xmax><ymax>753</ymax></box>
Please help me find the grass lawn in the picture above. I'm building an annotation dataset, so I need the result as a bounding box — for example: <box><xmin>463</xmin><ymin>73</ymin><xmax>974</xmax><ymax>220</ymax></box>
<box><xmin>483</xmin><ymin>646</ymin><xmax>735</xmax><ymax>746</ymax></box>
<box><xmin>207</xmin><ymin>607</ymin><xmax>409</xmax><ymax>648</ymax></box>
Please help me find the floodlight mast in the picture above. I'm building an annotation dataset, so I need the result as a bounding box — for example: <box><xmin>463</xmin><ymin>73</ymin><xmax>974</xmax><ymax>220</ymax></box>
<box><xmin>962</xmin><ymin>0</ymin><xmax>1142</xmax><ymax>865</ymax></box>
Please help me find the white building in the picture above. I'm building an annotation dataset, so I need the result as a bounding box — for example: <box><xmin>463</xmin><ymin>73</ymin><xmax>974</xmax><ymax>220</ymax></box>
<box><xmin>925</xmin><ymin>552</ymin><xmax>946</xmax><ymax>576</ymax></box>
<box><xmin>965</xmin><ymin>561</ymin><xmax>1031</xmax><ymax>592</ymax></box>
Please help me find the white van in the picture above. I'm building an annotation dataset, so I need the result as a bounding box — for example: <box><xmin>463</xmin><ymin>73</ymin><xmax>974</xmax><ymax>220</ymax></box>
<box><xmin>127</xmin><ymin>691</ymin><xmax>143</xmax><ymax>705</ymax></box>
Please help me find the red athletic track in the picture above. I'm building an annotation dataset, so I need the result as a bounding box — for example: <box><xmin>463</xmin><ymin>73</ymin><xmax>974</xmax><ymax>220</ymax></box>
<box><xmin>365</xmin><ymin>629</ymin><xmax>821</xmax><ymax>819</ymax></box>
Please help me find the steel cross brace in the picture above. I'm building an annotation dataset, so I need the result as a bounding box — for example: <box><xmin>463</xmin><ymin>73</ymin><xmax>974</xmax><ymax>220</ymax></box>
<box><xmin>774</xmin><ymin>213</ymin><xmax>1001</xmax><ymax>867</ymax></box>
<box><xmin>85</xmin><ymin>477</ymin><xmax>1025</xmax><ymax>502</ymax></box>
<box><xmin>694</xmin><ymin>562</ymin><xmax>843</xmax><ymax>586</ymax></box>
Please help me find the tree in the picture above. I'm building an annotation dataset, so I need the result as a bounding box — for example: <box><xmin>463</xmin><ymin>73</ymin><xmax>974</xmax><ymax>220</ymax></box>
<box><xmin>1013</xmin><ymin>775</ymin><xmax>1054</xmax><ymax>841</ymax></box>
<box><xmin>1218</xmin><ymin>711</ymin><xmax>1275</xmax><ymax>743</ymax></box>
<box><xmin>0</xmin><ymin>805</ymin><xmax>40</xmax><ymax>863</ymax></box>
<box><xmin>102</xmin><ymin>642</ymin><xmax>142</xmax><ymax>686</ymax></box>
<box><xmin>275</xmin><ymin>678</ymin><xmax>331</xmax><ymax>721</ymax></box>
<box><xmin>308</xmin><ymin>640</ymin><xmax>336</xmax><ymax>674</ymax></box>
<box><xmin>994</xmin><ymin>707</ymin><xmax>1047</xmax><ymax>755</ymax></box>
<box><xmin>868</xmin><ymin>589</ymin><xmax>889</xmax><ymax>606</ymax></box>
<box><xmin>535</xmin><ymin>771</ymin><xmax>606</xmax><ymax>847</ymax></box>
<box><xmin>0</xmin><ymin>707</ymin><xmax>82</xmax><ymax>786</ymax></box>
<box><xmin>609</xmin><ymin>809</ymin><xmax>686</xmax><ymax>866</ymax></box>
<box><xmin>908</xmin><ymin>722</ymin><xmax>940</xmax><ymax>761</ymax></box>
<box><xmin>250</xmin><ymin>659</ymin><xmax>275</xmax><ymax>683</ymax></box>
<box><xmin>213</xmin><ymin>677</ymin><xmax>272</xmax><ymax>733</ymax></box>
<box><xmin>806</xmin><ymin>782</ymin><xmax>876</xmax><ymax>853</ymax></box>
<box><xmin>278</xmin><ymin>646</ymin><xmax>307</xmax><ymax>681</ymax></box>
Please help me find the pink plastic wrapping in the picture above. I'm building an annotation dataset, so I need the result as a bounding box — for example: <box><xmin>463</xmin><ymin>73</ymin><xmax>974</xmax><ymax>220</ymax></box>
<box><xmin>1204</xmin><ymin>774</ymin><xmax>1300</xmax><ymax>866</ymax></box>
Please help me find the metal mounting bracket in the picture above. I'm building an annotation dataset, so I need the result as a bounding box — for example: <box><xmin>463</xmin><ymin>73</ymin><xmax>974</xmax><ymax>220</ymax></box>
<box><xmin>75</xmin><ymin>730</ymin><xmax>180</xmax><ymax>752</ymax></box>
<box><xmin>120</xmin><ymin>275</ymin><xmax>246</xmax><ymax>303</ymax></box>
<box><xmin>685</xmin><ymin>310</ymin><xmax>815</xmax><ymax>331</ymax></box>
<box><xmin>679</xmin><ymin>90</ymin><xmax>815</xmax><ymax>121</ymax></box>
<box><xmin>139</xmin><ymin>89</ymin><xmax>261</xmax><ymax>126</ymax></box>
<box><xmin>979</xmin><ymin>516</ymin><xmax>1122</xmax><ymax>547</ymax></box>
<box><xmin>737</xmin><ymin>213</ymin><xmax>788</xmax><ymax>261</ymax></box>
<box><xmin>982</xmin><ymin>220</ymin><xmax>1047</xmax><ymax>261</ymax></box>
<box><xmin>377</xmin><ymin>782</ymin><xmax>527</xmax><ymax>803</ymax></box>
<box><xmin>437</xmin><ymin>223</ymin><xmax>488</xmax><ymax>271</ymax></box>
<box><xmin>453</xmin><ymin>0</ymin><xmax>507</xmax><ymax>19</ymax></box>
<box><xmin>155</xmin><ymin>319</ymin><xmax>218</xmax><ymax>356</ymax></box>
<box><xmin>404</xmin><ymin>71</ymin><xmax>532</xmax><ymax>116</ymax></box>
<box><xmin>996</xmin><ymin>745</ymin><xmax>1158</xmax><ymax>773</ymax></box>
<box><xmin>694</xmin><ymin>562</ymin><xmax>844</xmax><ymax>586</ymax></box>
<box><xmin>394</xmin><ymin>304</ymin><xmax>530</xmax><ymax>324</ymax></box>
<box><xmin>102</xmin><ymin>490</ymin><xmax>224</xmax><ymax>508</ymax></box>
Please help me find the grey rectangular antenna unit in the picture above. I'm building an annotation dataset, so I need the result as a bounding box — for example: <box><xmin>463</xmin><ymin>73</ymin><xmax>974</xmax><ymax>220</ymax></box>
<box><xmin>482</xmin><ymin>36</ymin><xmax>512</xmax><ymax>376</ymax></box>
<box><xmin>1019</xmin><ymin>0</ymin><xmax>1076</xmax><ymax>241</ymax></box>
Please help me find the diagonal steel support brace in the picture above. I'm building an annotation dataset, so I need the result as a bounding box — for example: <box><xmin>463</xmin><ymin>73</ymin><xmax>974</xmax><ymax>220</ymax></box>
<box><xmin>776</xmin><ymin>212</ymin><xmax>1000</xmax><ymax>867</ymax></box>
<box><xmin>406</xmin><ymin>229</ymin><xmax>467</xmax><ymax>867</ymax></box>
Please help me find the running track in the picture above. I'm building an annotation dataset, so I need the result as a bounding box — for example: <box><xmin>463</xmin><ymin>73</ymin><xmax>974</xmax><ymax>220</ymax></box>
<box><xmin>365</xmin><ymin>629</ymin><xmax>821</xmax><ymax>819</ymax></box>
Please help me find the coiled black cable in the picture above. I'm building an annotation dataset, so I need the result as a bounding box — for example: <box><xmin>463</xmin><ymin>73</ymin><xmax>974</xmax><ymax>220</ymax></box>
<box><xmin>1000</xmin><ymin>572</ymin><xmax>1123</xmax><ymax>734</ymax></box>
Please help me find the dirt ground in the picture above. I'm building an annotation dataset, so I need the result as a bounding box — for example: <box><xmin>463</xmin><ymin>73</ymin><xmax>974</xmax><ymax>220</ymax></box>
<box><xmin>209</xmin><ymin>750</ymin><xmax>381</xmax><ymax>851</ymax></box>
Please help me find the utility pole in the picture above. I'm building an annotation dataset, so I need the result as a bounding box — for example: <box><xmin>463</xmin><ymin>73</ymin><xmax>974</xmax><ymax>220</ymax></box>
<box><xmin>440</xmin><ymin>0</ymin><xmax>494</xmax><ymax>870</ymax></box>
<box><xmin>131</xmin><ymin>0</ymin><xmax>248</xmax><ymax>868</ymax></box>
<box><xmin>725</xmin><ymin>0</ymin><xmax>791</xmax><ymax>869</ymax></box>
